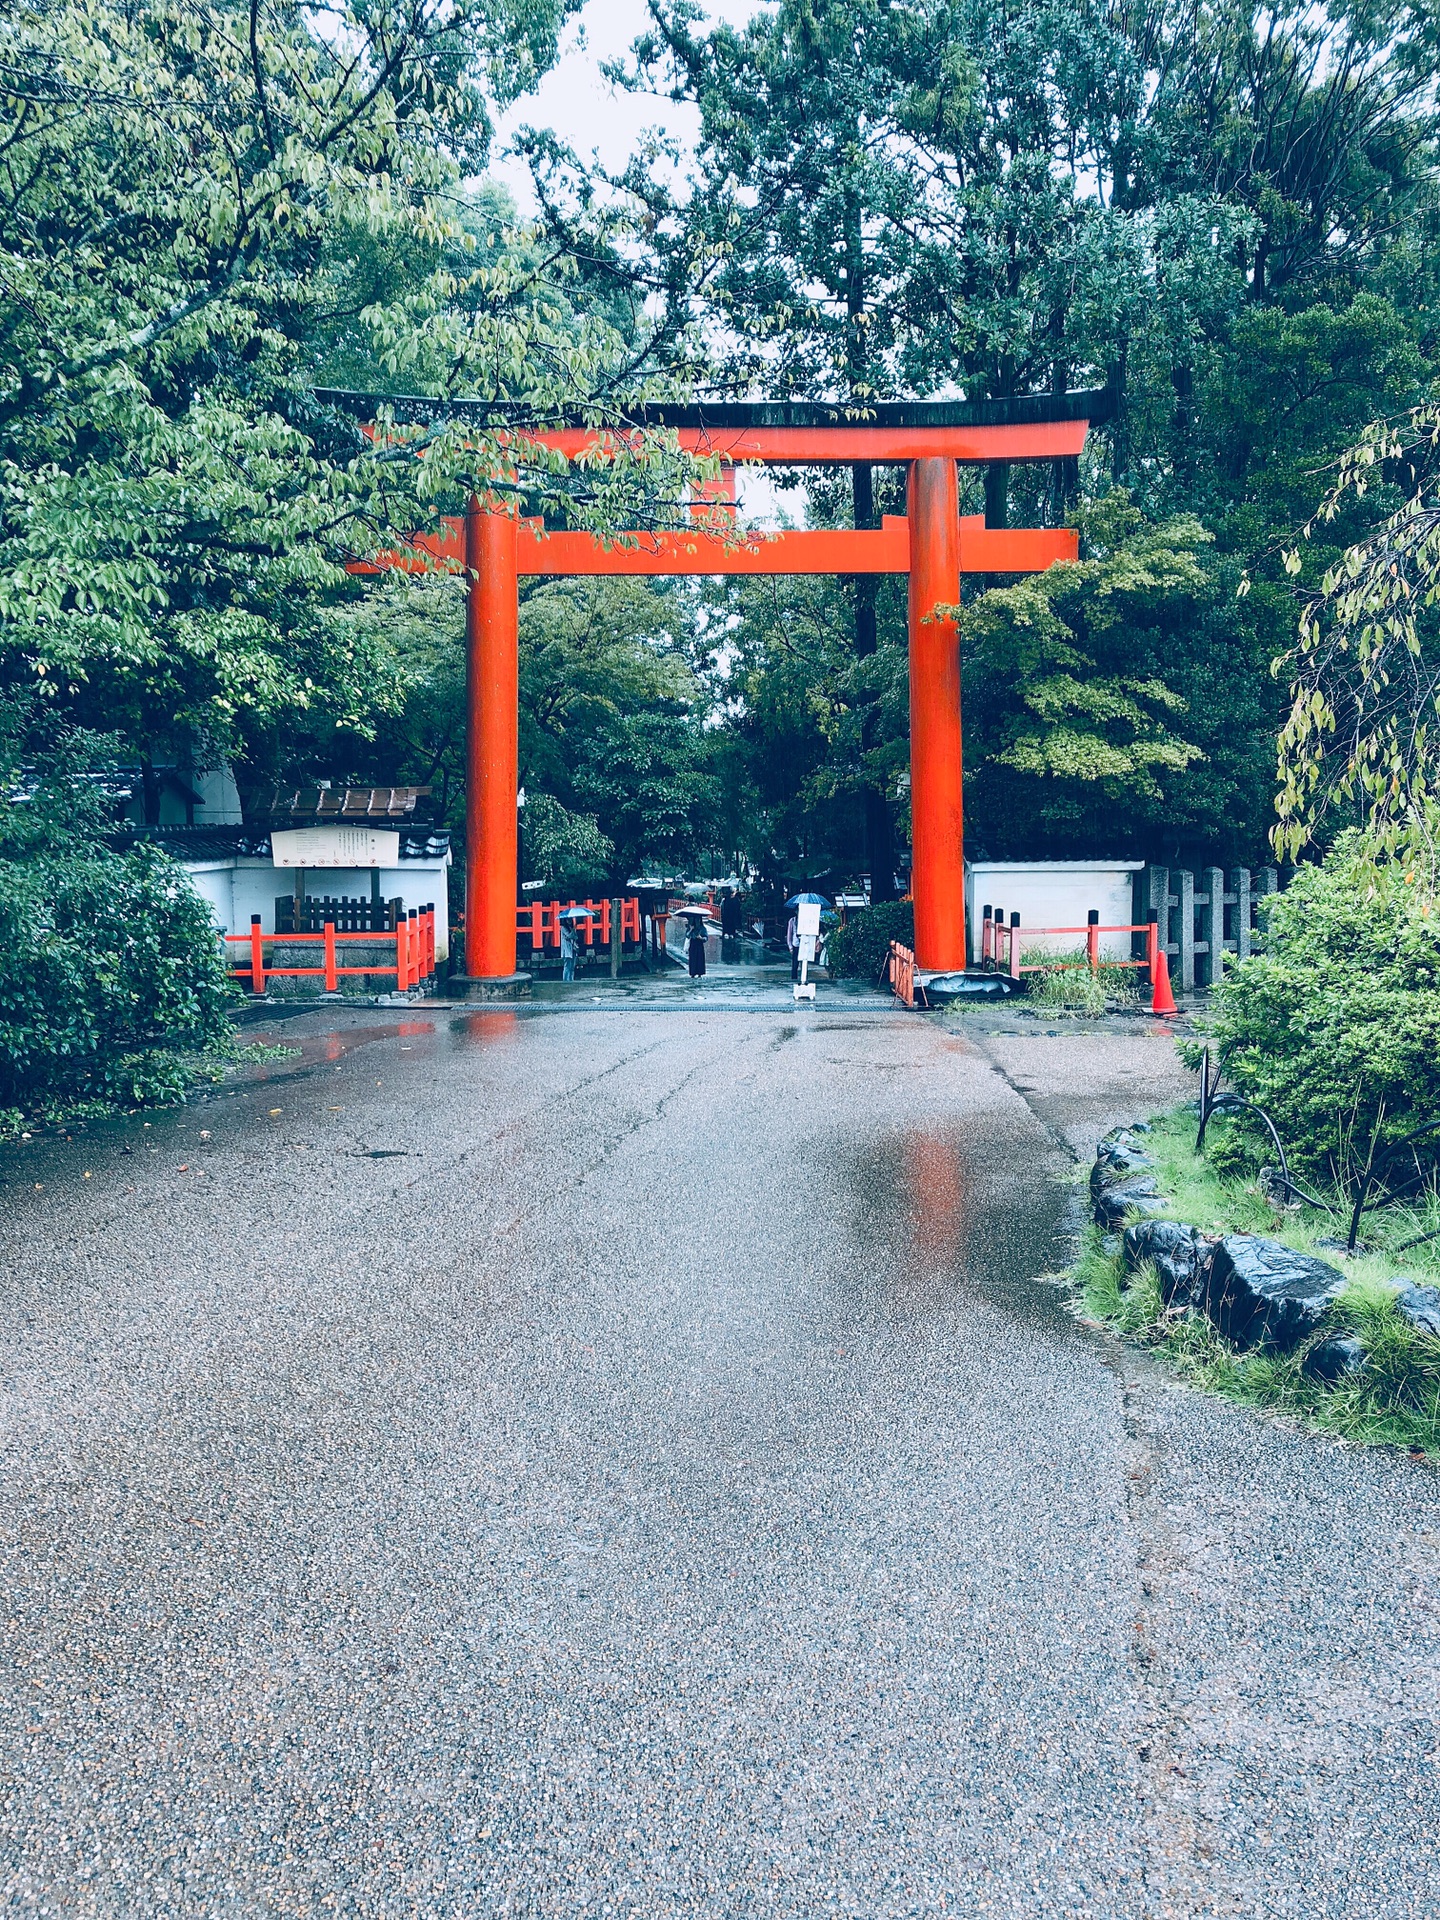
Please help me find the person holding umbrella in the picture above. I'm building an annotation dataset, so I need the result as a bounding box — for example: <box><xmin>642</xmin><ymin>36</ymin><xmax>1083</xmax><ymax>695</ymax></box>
<box><xmin>677</xmin><ymin>906</ymin><xmax>708</xmax><ymax>980</ymax></box>
<box><xmin>558</xmin><ymin>907</ymin><xmax>590</xmax><ymax>982</ymax></box>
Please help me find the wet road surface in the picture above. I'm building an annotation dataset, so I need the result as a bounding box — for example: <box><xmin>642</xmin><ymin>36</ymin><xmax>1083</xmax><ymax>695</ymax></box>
<box><xmin>1</xmin><ymin>1005</ymin><xmax>1437</xmax><ymax>1917</ymax></box>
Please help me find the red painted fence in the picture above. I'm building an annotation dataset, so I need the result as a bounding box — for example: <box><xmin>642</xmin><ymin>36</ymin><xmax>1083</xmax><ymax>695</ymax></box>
<box><xmin>228</xmin><ymin>909</ymin><xmax>438</xmax><ymax>995</ymax></box>
<box><xmin>887</xmin><ymin>940</ymin><xmax>927</xmax><ymax>1009</ymax></box>
<box><xmin>981</xmin><ymin>908</ymin><xmax>1159</xmax><ymax>983</ymax></box>
<box><xmin>516</xmin><ymin>896</ymin><xmax>642</xmax><ymax>952</ymax></box>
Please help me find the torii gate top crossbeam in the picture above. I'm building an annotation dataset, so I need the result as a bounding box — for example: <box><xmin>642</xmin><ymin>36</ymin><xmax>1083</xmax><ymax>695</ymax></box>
<box><xmin>314</xmin><ymin>386</ymin><xmax>1111</xmax><ymax>466</ymax></box>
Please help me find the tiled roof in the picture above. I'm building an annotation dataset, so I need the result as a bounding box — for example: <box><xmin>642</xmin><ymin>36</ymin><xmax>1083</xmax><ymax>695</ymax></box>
<box><xmin>257</xmin><ymin>785</ymin><xmax>431</xmax><ymax>820</ymax></box>
<box><xmin>398</xmin><ymin>831</ymin><xmax>451</xmax><ymax>860</ymax></box>
<box><xmin>126</xmin><ymin>826</ymin><xmax>451</xmax><ymax>862</ymax></box>
<box><xmin>128</xmin><ymin>826</ymin><xmax>273</xmax><ymax>859</ymax></box>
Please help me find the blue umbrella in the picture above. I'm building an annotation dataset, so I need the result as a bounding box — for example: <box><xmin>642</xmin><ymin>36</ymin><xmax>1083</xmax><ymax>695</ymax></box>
<box><xmin>786</xmin><ymin>891</ymin><xmax>831</xmax><ymax>908</ymax></box>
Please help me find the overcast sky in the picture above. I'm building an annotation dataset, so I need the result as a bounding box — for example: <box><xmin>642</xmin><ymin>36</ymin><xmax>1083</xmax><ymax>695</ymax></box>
<box><xmin>489</xmin><ymin>0</ymin><xmax>786</xmax><ymax>523</ymax></box>
<box><xmin>489</xmin><ymin>0</ymin><xmax>763</xmax><ymax>215</ymax></box>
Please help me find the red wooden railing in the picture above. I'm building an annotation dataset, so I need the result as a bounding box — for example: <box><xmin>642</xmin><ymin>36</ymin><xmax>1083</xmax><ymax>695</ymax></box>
<box><xmin>887</xmin><ymin>940</ymin><xmax>927</xmax><ymax>1009</ymax></box>
<box><xmin>516</xmin><ymin>896</ymin><xmax>642</xmax><ymax>951</ymax></box>
<box><xmin>982</xmin><ymin>908</ymin><xmax>1159</xmax><ymax>983</ymax></box>
<box><xmin>227</xmin><ymin>908</ymin><xmax>437</xmax><ymax>995</ymax></box>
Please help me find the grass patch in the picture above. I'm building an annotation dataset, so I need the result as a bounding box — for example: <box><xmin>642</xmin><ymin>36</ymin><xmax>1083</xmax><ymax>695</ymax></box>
<box><xmin>1075</xmin><ymin>1106</ymin><xmax>1440</xmax><ymax>1455</ymax></box>
<box><xmin>1017</xmin><ymin>946</ymin><xmax>1145</xmax><ymax>1016</ymax></box>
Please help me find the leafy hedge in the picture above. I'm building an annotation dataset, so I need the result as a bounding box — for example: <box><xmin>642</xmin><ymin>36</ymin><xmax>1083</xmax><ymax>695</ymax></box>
<box><xmin>825</xmin><ymin>900</ymin><xmax>915</xmax><ymax>979</ymax></box>
<box><xmin>0</xmin><ymin>732</ymin><xmax>235</xmax><ymax>1129</ymax></box>
<box><xmin>1192</xmin><ymin>837</ymin><xmax>1440</xmax><ymax>1179</ymax></box>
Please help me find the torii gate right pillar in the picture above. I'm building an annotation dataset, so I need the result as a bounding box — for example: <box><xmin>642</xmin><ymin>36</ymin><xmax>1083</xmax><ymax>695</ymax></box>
<box><xmin>907</xmin><ymin>457</ymin><xmax>966</xmax><ymax>971</ymax></box>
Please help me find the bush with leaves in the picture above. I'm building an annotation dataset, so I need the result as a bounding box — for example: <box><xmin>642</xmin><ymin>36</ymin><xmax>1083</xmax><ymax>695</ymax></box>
<box><xmin>825</xmin><ymin>900</ymin><xmax>915</xmax><ymax>980</ymax></box>
<box><xmin>521</xmin><ymin>792</ymin><xmax>615</xmax><ymax>891</ymax></box>
<box><xmin>1193</xmin><ymin>838</ymin><xmax>1440</xmax><ymax>1181</ymax></box>
<box><xmin>0</xmin><ymin>727</ymin><xmax>235</xmax><ymax>1130</ymax></box>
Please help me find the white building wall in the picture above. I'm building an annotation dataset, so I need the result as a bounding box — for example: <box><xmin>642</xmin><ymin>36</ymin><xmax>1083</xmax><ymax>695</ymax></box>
<box><xmin>194</xmin><ymin>767</ymin><xmax>243</xmax><ymax>824</ymax></box>
<box><xmin>180</xmin><ymin>858</ymin><xmax>451</xmax><ymax>963</ymax></box>
<box><xmin>964</xmin><ymin>861</ymin><xmax>1144</xmax><ymax>965</ymax></box>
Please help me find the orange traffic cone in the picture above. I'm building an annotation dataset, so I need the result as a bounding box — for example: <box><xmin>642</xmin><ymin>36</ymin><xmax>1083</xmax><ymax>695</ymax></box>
<box><xmin>1151</xmin><ymin>945</ymin><xmax>1178</xmax><ymax>1017</ymax></box>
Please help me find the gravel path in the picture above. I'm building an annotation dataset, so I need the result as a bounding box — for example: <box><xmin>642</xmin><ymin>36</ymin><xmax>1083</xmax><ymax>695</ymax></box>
<box><xmin>1</xmin><ymin>1003</ymin><xmax>1436</xmax><ymax>1917</ymax></box>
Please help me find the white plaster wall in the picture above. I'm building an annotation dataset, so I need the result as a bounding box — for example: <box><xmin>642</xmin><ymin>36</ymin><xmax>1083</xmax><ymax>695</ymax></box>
<box><xmin>964</xmin><ymin>862</ymin><xmax>1144</xmax><ymax>964</ymax></box>
<box><xmin>179</xmin><ymin>862</ymin><xmax>236</xmax><ymax>935</ymax></box>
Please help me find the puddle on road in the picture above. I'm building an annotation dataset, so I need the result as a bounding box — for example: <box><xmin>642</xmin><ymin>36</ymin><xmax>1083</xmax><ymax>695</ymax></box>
<box><xmin>237</xmin><ymin>1008</ymin><xmax>522</xmax><ymax>1084</ymax></box>
<box><xmin>451</xmin><ymin>1010</ymin><xmax>521</xmax><ymax>1047</ymax></box>
<box><xmin>241</xmin><ymin>1020</ymin><xmax>437</xmax><ymax>1074</ymax></box>
<box><xmin>844</xmin><ymin>1123</ymin><xmax>1077</xmax><ymax>1337</ymax></box>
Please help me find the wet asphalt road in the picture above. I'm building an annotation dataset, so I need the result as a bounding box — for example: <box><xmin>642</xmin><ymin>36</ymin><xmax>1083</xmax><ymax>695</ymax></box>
<box><xmin>1</xmin><ymin>1002</ymin><xmax>1438</xmax><ymax>1918</ymax></box>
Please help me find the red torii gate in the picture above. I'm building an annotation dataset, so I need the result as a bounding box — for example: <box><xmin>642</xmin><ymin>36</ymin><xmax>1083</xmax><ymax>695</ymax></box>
<box><xmin>338</xmin><ymin>391</ymin><xmax>1106</xmax><ymax>981</ymax></box>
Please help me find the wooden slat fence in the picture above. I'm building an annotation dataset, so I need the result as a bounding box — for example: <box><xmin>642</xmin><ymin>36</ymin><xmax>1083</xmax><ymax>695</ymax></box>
<box><xmin>275</xmin><ymin>893</ymin><xmax>403</xmax><ymax>934</ymax></box>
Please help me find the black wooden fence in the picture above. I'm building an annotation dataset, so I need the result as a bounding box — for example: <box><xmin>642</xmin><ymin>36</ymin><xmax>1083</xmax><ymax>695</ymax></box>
<box><xmin>274</xmin><ymin>894</ymin><xmax>405</xmax><ymax>934</ymax></box>
<box><xmin>1135</xmin><ymin>865</ymin><xmax>1282</xmax><ymax>992</ymax></box>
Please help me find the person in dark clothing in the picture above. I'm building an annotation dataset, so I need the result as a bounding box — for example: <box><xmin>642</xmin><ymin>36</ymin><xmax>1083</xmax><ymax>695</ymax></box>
<box><xmin>687</xmin><ymin>926</ymin><xmax>707</xmax><ymax>978</ymax></box>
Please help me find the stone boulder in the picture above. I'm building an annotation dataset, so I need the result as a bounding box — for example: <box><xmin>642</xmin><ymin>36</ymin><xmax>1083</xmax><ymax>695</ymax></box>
<box><xmin>1093</xmin><ymin>1176</ymin><xmax>1168</xmax><ymax>1231</ymax></box>
<box><xmin>1303</xmin><ymin>1334</ymin><xmax>1367</xmax><ymax>1382</ymax></box>
<box><xmin>1199</xmin><ymin>1235</ymin><xmax>1347</xmax><ymax>1351</ymax></box>
<box><xmin>1090</xmin><ymin>1129</ymin><xmax>1163</xmax><ymax>1229</ymax></box>
<box><xmin>1393</xmin><ymin>1283</ymin><xmax>1440</xmax><ymax>1339</ymax></box>
<box><xmin>1122</xmin><ymin>1220</ymin><xmax>1215</xmax><ymax>1306</ymax></box>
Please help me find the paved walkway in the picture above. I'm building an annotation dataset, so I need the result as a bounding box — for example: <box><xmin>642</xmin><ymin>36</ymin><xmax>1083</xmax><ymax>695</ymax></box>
<box><xmin>1</xmin><ymin>1004</ymin><xmax>1436</xmax><ymax>1916</ymax></box>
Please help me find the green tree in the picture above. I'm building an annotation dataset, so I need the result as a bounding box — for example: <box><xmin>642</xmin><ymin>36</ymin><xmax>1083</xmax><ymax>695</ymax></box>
<box><xmin>1272</xmin><ymin>397</ymin><xmax>1440</xmax><ymax>878</ymax></box>
<box><xmin>962</xmin><ymin>497</ymin><xmax>1229</xmax><ymax>855</ymax></box>
<box><xmin>292</xmin><ymin>569</ymin><xmax>726</xmax><ymax>885</ymax></box>
<box><xmin>0</xmin><ymin>0</ymin><xmax>707</xmax><ymax>792</ymax></box>
<box><xmin>525</xmin><ymin>0</ymin><xmax>931</xmax><ymax>891</ymax></box>
<box><xmin>0</xmin><ymin>706</ymin><xmax>235</xmax><ymax>1126</ymax></box>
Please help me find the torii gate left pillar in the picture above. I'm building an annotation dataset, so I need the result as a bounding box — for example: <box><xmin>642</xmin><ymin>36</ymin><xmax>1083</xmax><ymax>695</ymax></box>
<box><xmin>907</xmin><ymin>458</ymin><xmax>965</xmax><ymax>971</ymax></box>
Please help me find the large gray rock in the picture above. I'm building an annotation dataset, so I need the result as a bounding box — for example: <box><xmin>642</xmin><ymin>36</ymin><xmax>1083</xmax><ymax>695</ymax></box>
<box><xmin>1090</xmin><ymin>1130</ymin><xmax>1162</xmax><ymax>1229</ymax></box>
<box><xmin>1091</xmin><ymin>1129</ymin><xmax>1155</xmax><ymax>1183</ymax></box>
<box><xmin>1393</xmin><ymin>1283</ymin><xmax>1440</xmax><ymax>1338</ymax></box>
<box><xmin>1303</xmin><ymin>1334</ymin><xmax>1367</xmax><ymax>1382</ymax></box>
<box><xmin>1200</xmin><ymin>1235</ymin><xmax>1347</xmax><ymax>1351</ymax></box>
<box><xmin>1122</xmin><ymin>1220</ymin><xmax>1214</xmax><ymax>1306</ymax></box>
<box><xmin>1093</xmin><ymin>1176</ymin><xmax>1167</xmax><ymax>1231</ymax></box>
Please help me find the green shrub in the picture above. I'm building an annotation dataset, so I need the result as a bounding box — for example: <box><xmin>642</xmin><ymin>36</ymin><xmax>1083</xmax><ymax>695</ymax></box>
<box><xmin>825</xmin><ymin>899</ymin><xmax>915</xmax><ymax>978</ymax></box>
<box><xmin>1190</xmin><ymin>835</ymin><xmax>1440</xmax><ymax>1180</ymax></box>
<box><xmin>0</xmin><ymin>724</ymin><xmax>236</xmax><ymax>1129</ymax></box>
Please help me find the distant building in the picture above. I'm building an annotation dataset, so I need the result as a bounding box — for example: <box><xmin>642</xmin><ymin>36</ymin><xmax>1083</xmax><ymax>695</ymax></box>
<box><xmin>127</xmin><ymin>783</ymin><xmax>452</xmax><ymax>963</ymax></box>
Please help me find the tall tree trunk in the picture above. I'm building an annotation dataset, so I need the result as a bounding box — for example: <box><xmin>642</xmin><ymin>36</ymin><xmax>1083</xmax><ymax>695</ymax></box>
<box><xmin>1172</xmin><ymin>360</ymin><xmax>1194</xmax><ymax>490</ymax></box>
<box><xmin>1050</xmin><ymin>353</ymin><xmax>1076</xmax><ymax>522</ymax></box>
<box><xmin>1109</xmin><ymin>337</ymin><xmax>1130</xmax><ymax>487</ymax></box>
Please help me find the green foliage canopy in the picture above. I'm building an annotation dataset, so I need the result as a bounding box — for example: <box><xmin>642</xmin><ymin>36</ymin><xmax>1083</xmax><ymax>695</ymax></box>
<box><xmin>0</xmin><ymin>0</ymin><xmax>709</xmax><ymax>774</ymax></box>
<box><xmin>1196</xmin><ymin>839</ymin><xmax>1440</xmax><ymax>1180</ymax></box>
